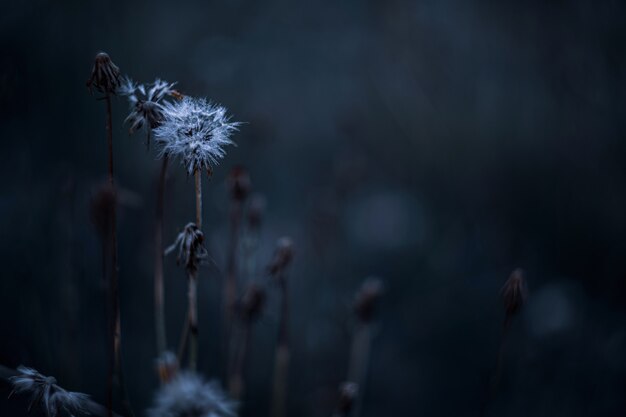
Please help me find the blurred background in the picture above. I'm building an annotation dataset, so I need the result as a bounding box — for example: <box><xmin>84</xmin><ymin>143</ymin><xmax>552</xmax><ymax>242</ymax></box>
<box><xmin>1</xmin><ymin>0</ymin><xmax>626</xmax><ymax>416</ymax></box>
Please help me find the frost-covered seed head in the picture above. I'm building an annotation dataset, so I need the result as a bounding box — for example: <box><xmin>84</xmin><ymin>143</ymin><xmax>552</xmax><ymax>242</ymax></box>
<box><xmin>165</xmin><ymin>223</ymin><xmax>208</xmax><ymax>275</ymax></box>
<box><xmin>148</xmin><ymin>372</ymin><xmax>236</xmax><ymax>417</ymax></box>
<box><xmin>153</xmin><ymin>97</ymin><xmax>240</xmax><ymax>175</ymax></box>
<box><xmin>9</xmin><ymin>366</ymin><xmax>90</xmax><ymax>417</ymax></box>
<box><xmin>86</xmin><ymin>52</ymin><xmax>121</xmax><ymax>94</ymax></box>
<box><xmin>118</xmin><ymin>77</ymin><xmax>178</xmax><ymax>142</ymax></box>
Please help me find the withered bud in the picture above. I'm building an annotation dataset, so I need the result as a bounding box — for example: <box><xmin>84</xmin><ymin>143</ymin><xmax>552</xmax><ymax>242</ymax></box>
<box><xmin>86</xmin><ymin>52</ymin><xmax>121</xmax><ymax>94</ymax></box>
<box><xmin>247</xmin><ymin>194</ymin><xmax>266</xmax><ymax>230</ymax></box>
<box><xmin>165</xmin><ymin>223</ymin><xmax>208</xmax><ymax>275</ymax></box>
<box><xmin>239</xmin><ymin>283</ymin><xmax>266</xmax><ymax>322</ymax></box>
<box><xmin>336</xmin><ymin>382</ymin><xmax>359</xmax><ymax>416</ymax></box>
<box><xmin>228</xmin><ymin>166</ymin><xmax>251</xmax><ymax>202</ymax></box>
<box><xmin>156</xmin><ymin>351</ymin><xmax>179</xmax><ymax>384</ymax></box>
<box><xmin>354</xmin><ymin>277</ymin><xmax>384</xmax><ymax>322</ymax></box>
<box><xmin>89</xmin><ymin>184</ymin><xmax>116</xmax><ymax>239</ymax></box>
<box><xmin>268</xmin><ymin>237</ymin><xmax>294</xmax><ymax>278</ymax></box>
<box><xmin>501</xmin><ymin>268</ymin><xmax>527</xmax><ymax>317</ymax></box>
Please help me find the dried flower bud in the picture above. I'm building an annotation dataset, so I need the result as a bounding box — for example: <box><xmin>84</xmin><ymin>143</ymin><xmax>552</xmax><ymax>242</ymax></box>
<box><xmin>165</xmin><ymin>223</ymin><xmax>208</xmax><ymax>275</ymax></box>
<box><xmin>156</xmin><ymin>351</ymin><xmax>179</xmax><ymax>384</ymax></box>
<box><xmin>354</xmin><ymin>277</ymin><xmax>384</xmax><ymax>322</ymax></box>
<box><xmin>247</xmin><ymin>194</ymin><xmax>266</xmax><ymax>230</ymax></box>
<box><xmin>86</xmin><ymin>52</ymin><xmax>121</xmax><ymax>95</ymax></box>
<box><xmin>228</xmin><ymin>166</ymin><xmax>251</xmax><ymax>202</ymax></box>
<box><xmin>336</xmin><ymin>382</ymin><xmax>359</xmax><ymax>415</ymax></box>
<box><xmin>89</xmin><ymin>184</ymin><xmax>116</xmax><ymax>239</ymax></box>
<box><xmin>239</xmin><ymin>283</ymin><xmax>266</xmax><ymax>322</ymax></box>
<box><xmin>268</xmin><ymin>237</ymin><xmax>294</xmax><ymax>277</ymax></box>
<box><xmin>501</xmin><ymin>268</ymin><xmax>527</xmax><ymax>317</ymax></box>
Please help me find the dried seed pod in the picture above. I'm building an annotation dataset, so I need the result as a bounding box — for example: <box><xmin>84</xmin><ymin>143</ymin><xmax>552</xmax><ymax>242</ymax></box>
<box><xmin>247</xmin><ymin>193</ymin><xmax>266</xmax><ymax>230</ymax></box>
<box><xmin>86</xmin><ymin>52</ymin><xmax>121</xmax><ymax>95</ymax></box>
<box><xmin>239</xmin><ymin>283</ymin><xmax>266</xmax><ymax>322</ymax></box>
<box><xmin>354</xmin><ymin>277</ymin><xmax>384</xmax><ymax>323</ymax></box>
<box><xmin>501</xmin><ymin>268</ymin><xmax>527</xmax><ymax>317</ymax></box>
<box><xmin>267</xmin><ymin>237</ymin><xmax>294</xmax><ymax>278</ymax></box>
<box><xmin>228</xmin><ymin>166</ymin><xmax>251</xmax><ymax>202</ymax></box>
<box><xmin>164</xmin><ymin>223</ymin><xmax>208</xmax><ymax>275</ymax></box>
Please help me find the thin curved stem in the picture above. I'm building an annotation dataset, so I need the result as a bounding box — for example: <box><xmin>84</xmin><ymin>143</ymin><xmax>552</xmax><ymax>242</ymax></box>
<box><xmin>155</xmin><ymin>155</ymin><xmax>169</xmax><ymax>355</ymax></box>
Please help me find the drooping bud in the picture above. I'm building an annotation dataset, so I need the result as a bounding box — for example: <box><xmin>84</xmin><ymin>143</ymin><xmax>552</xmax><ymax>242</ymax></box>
<box><xmin>228</xmin><ymin>166</ymin><xmax>251</xmax><ymax>202</ymax></box>
<box><xmin>239</xmin><ymin>283</ymin><xmax>266</xmax><ymax>322</ymax></box>
<box><xmin>353</xmin><ymin>277</ymin><xmax>384</xmax><ymax>323</ymax></box>
<box><xmin>86</xmin><ymin>52</ymin><xmax>121</xmax><ymax>95</ymax></box>
<box><xmin>501</xmin><ymin>268</ymin><xmax>527</xmax><ymax>317</ymax></box>
<box><xmin>247</xmin><ymin>193</ymin><xmax>266</xmax><ymax>230</ymax></box>
<box><xmin>268</xmin><ymin>237</ymin><xmax>294</xmax><ymax>278</ymax></box>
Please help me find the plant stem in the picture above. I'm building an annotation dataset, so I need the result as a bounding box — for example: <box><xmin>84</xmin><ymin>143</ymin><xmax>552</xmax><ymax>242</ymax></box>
<box><xmin>271</xmin><ymin>276</ymin><xmax>289</xmax><ymax>417</ymax></box>
<box><xmin>347</xmin><ymin>323</ymin><xmax>372</xmax><ymax>417</ymax></box>
<box><xmin>480</xmin><ymin>316</ymin><xmax>512</xmax><ymax>417</ymax></box>
<box><xmin>155</xmin><ymin>154</ymin><xmax>169</xmax><ymax>356</ymax></box>
<box><xmin>195</xmin><ymin>169</ymin><xmax>202</xmax><ymax>229</ymax></box>
<box><xmin>104</xmin><ymin>93</ymin><xmax>134</xmax><ymax>417</ymax></box>
<box><xmin>228</xmin><ymin>321</ymin><xmax>251</xmax><ymax>401</ymax></box>
<box><xmin>188</xmin><ymin>272</ymin><xmax>198</xmax><ymax>371</ymax></box>
<box><xmin>224</xmin><ymin>199</ymin><xmax>242</xmax><ymax>375</ymax></box>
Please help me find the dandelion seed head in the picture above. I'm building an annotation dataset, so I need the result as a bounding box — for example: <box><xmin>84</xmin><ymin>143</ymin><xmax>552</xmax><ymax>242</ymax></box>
<box><xmin>148</xmin><ymin>372</ymin><xmax>236</xmax><ymax>417</ymax></box>
<box><xmin>119</xmin><ymin>77</ymin><xmax>178</xmax><ymax>139</ymax></box>
<box><xmin>154</xmin><ymin>97</ymin><xmax>240</xmax><ymax>175</ymax></box>
<box><xmin>9</xmin><ymin>366</ymin><xmax>89</xmax><ymax>417</ymax></box>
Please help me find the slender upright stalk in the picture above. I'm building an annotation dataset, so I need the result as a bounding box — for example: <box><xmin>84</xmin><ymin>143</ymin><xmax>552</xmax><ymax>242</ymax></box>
<box><xmin>224</xmin><ymin>199</ymin><xmax>242</xmax><ymax>373</ymax></box>
<box><xmin>195</xmin><ymin>170</ymin><xmax>202</xmax><ymax>228</ymax></box>
<box><xmin>188</xmin><ymin>271</ymin><xmax>198</xmax><ymax>371</ymax></box>
<box><xmin>155</xmin><ymin>154</ymin><xmax>169</xmax><ymax>355</ymax></box>
<box><xmin>228</xmin><ymin>321</ymin><xmax>251</xmax><ymax>400</ymax></box>
<box><xmin>187</xmin><ymin>168</ymin><xmax>203</xmax><ymax>371</ymax></box>
<box><xmin>271</xmin><ymin>276</ymin><xmax>290</xmax><ymax>417</ymax></box>
<box><xmin>104</xmin><ymin>93</ymin><xmax>134</xmax><ymax>417</ymax></box>
<box><xmin>347</xmin><ymin>323</ymin><xmax>372</xmax><ymax>417</ymax></box>
<box><xmin>479</xmin><ymin>318</ymin><xmax>511</xmax><ymax>417</ymax></box>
